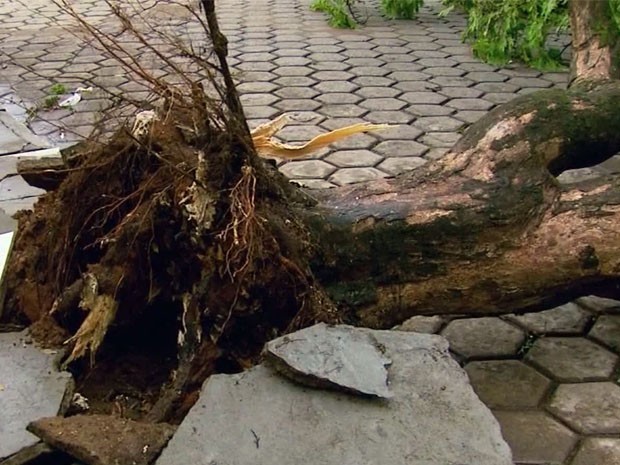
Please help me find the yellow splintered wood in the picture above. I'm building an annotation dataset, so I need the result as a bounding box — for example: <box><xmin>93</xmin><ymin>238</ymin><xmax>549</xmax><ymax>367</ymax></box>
<box><xmin>251</xmin><ymin>114</ymin><xmax>393</xmax><ymax>159</ymax></box>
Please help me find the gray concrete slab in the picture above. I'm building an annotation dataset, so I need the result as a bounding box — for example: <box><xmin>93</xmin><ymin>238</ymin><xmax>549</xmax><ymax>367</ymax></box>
<box><xmin>0</xmin><ymin>331</ymin><xmax>73</xmax><ymax>460</ymax></box>
<box><xmin>157</xmin><ymin>325</ymin><xmax>512</xmax><ymax>465</ymax></box>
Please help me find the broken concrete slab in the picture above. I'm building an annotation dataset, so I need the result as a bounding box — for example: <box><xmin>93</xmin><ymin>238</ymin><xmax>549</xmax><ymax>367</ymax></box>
<box><xmin>28</xmin><ymin>415</ymin><xmax>176</xmax><ymax>465</ymax></box>
<box><xmin>0</xmin><ymin>110</ymin><xmax>51</xmax><ymax>156</ymax></box>
<box><xmin>265</xmin><ymin>323</ymin><xmax>391</xmax><ymax>398</ymax></box>
<box><xmin>0</xmin><ymin>331</ymin><xmax>73</xmax><ymax>460</ymax></box>
<box><xmin>157</xmin><ymin>325</ymin><xmax>512</xmax><ymax>465</ymax></box>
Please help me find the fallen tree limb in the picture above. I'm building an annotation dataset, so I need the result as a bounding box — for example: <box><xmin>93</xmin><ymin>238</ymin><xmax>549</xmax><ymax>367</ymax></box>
<box><xmin>306</xmin><ymin>82</ymin><xmax>620</xmax><ymax>328</ymax></box>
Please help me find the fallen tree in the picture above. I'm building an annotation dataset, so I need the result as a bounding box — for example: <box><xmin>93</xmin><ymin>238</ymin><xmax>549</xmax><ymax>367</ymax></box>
<box><xmin>2</xmin><ymin>0</ymin><xmax>620</xmax><ymax>421</ymax></box>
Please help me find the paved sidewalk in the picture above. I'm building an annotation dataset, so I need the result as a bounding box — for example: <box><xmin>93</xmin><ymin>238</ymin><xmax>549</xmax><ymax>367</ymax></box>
<box><xmin>1</xmin><ymin>2</ymin><xmax>619</xmax><ymax>464</ymax></box>
<box><xmin>398</xmin><ymin>297</ymin><xmax>620</xmax><ymax>465</ymax></box>
<box><xmin>0</xmin><ymin>0</ymin><xmax>569</xmax><ymax>187</ymax></box>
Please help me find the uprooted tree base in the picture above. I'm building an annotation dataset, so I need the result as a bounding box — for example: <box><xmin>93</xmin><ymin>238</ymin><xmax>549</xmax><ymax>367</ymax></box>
<box><xmin>2</xmin><ymin>106</ymin><xmax>340</xmax><ymax>422</ymax></box>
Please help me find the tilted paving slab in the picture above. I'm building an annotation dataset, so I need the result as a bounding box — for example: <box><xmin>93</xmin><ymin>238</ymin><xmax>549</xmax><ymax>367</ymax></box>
<box><xmin>548</xmin><ymin>382</ymin><xmax>620</xmax><ymax>434</ymax></box>
<box><xmin>493</xmin><ymin>410</ymin><xmax>578</xmax><ymax>465</ymax></box>
<box><xmin>505</xmin><ymin>302</ymin><xmax>592</xmax><ymax>335</ymax></box>
<box><xmin>525</xmin><ymin>337</ymin><xmax>618</xmax><ymax>382</ymax></box>
<box><xmin>570</xmin><ymin>437</ymin><xmax>620</xmax><ymax>465</ymax></box>
<box><xmin>589</xmin><ymin>314</ymin><xmax>620</xmax><ymax>351</ymax></box>
<box><xmin>157</xmin><ymin>325</ymin><xmax>512</xmax><ymax>465</ymax></box>
<box><xmin>441</xmin><ymin>317</ymin><xmax>525</xmax><ymax>359</ymax></box>
<box><xmin>576</xmin><ymin>295</ymin><xmax>620</xmax><ymax>314</ymax></box>
<box><xmin>465</xmin><ymin>360</ymin><xmax>552</xmax><ymax>409</ymax></box>
<box><xmin>0</xmin><ymin>331</ymin><xmax>73</xmax><ymax>460</ymax></box>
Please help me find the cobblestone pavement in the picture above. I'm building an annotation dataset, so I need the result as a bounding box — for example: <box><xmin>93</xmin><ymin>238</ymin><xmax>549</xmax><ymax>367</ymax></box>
<box><xmin>1</xmin><ymin>1</ymin><xmax>619</xmax><ymax>463</ymax></box>
<box><xmin>398</xmin><ymin>296</ymin><xmax>620</xmax><ymax>465</ymax></box>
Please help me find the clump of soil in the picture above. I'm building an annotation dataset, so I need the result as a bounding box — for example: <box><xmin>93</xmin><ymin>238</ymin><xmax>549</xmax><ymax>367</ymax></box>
<box><xmin>1</xmin><ymin>103</ymin><xmax>338</xmax><ymax>422</ymax></box>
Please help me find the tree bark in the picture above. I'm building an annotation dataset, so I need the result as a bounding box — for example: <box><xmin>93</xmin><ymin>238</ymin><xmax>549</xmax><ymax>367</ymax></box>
<box><xmin>305</xmin><ymin>82</ymin><xmax>620</xmax><ymax>328</ymax></box>
<box><xmin>569</xmin><ymin>0</ymin><xmax>620</xmax><ymax>85</ymax></box>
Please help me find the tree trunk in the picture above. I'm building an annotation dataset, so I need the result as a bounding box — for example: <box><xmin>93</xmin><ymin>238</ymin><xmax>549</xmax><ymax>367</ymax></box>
<box><xmin>305</xmin><ymin>83</ymin><xmax>620</xmax><ymax>328</ymax></box>
<box><xmin>569</xmin><ymin>0</ymin><xmax>620</xmax><ymax>85</ymax></box>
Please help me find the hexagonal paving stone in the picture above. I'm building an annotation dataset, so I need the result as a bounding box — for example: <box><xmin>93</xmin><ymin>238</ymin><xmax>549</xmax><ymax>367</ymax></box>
<box><xmin>473</xmin><ymin>82</ymin><xmax>521</xmax><ymax>93</ymax></box>
<box><xmin>483</xmin><ymin>92</ymin><xmax>518</xmax><ymax>105</ymax></box>
<box><xmin>239</xmin><ymin>93</ymin><xmax>280</xmax><ymax>106</ymax></box>
<box><xmin>306</xmin><ymin>44</ymin><xmax>344</xmax><ymax>53</ymax></box>
<box><xmin>352</xmin><ymin>76</ymin><xmax>394</xmax><ymax>87</ymax></box>
<box><xmin>310</xmin><ymin>61</ymin><xmax>350</xmax><ymax>71</ymax></box>
<box><xmin>359</xmin><ymin>98</ymin><xmax>407</xmax><ymax>111</ymax></box>
<box><xmin>377</xmin><ymin>157</ymin><xmax>427</xmax><ymax>176</ymax></box>
<box><xmin>423</xmin><ymin>67</ymin><xmax>465</xmax><ymax>77</ymax></box>
<box><xmin>440</xmin><ymin>318</ymin><xmax>525</xmax><ymax>359</ymax></box>
<box><xmin>395</xmin><ymin>315</ymin><xmax>444</xmax><ymax>334</ymax></box>
<box><xmin>446</xmin><ymin>98</ymin><xmax>494</xmax><ymax>111</ymax></box>
<box><xmin>273</xmin><ymin>77</ymin><xmax>317</xmax><ymax>87</ymax></box>
<box><xmin>507</xmin><ymin>77</ymin><xmax>553</xmax><ymax>88</ymax></box>
<box><xmin>329</xmin><ymin>167</ymin><xmax>387</xmax><ymax>185</ymax></box>
<box><xmin>548</xmin><ymin>382</ymin><xmax>620</xmax><ymax>434</ymax></box>
<box><xmin>236</xmin><ymin>61</ymin><xmax>277</xmax><ymax>72</ymax></box>
<box><xmin>312</xmin><ymin>70</ymin><xmax>354</xmax><ymax>81</ymax></box>
<box><xmin>430</xmin><ymin>76</ymin><xmax>475</xmax><ymax>87</ymax></box>
<box><xmin>348</xmin><ymin>66</ymin><xmax>390</xmax><ymax>77</ymax></box>
<box><xmin>237</xmin><ymin>82</ymin><xmax>279</xmax><ymax>93</ymax></box>
<box><xmin>274</xmin><ymin>99</ymin><xmax>322</xmax><ymax>111</ymax></box>
<box><xmin>364</xmin><ymin>111</ymin><xmax>414</xmax><ymax>124</ymax></box>
<box><xmin>571</xmin><ymin>437</ymin><xmax>620</xmax><ymax>465</ymax></box>
<box><xmin>319</xmin><ymin>104</ymin><xmax>367</xmax><ymax>118</ymax></box>
<box><xmin>315</xmin><ymin>93</ymin><xmax>362</xmax><ymax>105</ymax></box>
<box><xmin>273</xmin><ymin>66</ymin><xmax>314</xmax><ymax>77</ymax></box>
<box><xmin>387</xmin><ymin>71</ymin><xmax>430</xmax><ymax>82</ymax></box>
<box><xmin>505</xmin><ymin>302</ymin><xmax>591</xmax><ymax>335</ymax></box>
<box><xmin>398</xmin><ymin>91</ymin><xmax>447</xmax><ymax>105</ymax></box>
<box><xmin>355</xmin><ymin>87</ymin><xmax>401</xmax><ymax>99</ymax></box>
<box><xmin>406</xmin><ymin>104</ymin><xmax>455</xmax><ymax>116</ymax></box>
<box><xmin>525</xmin><ymin>337</ymin><xmax>617</xmax><ymax>382</ymax></box>
<box><xmin>454</xmin><ymin>111</ymin><xmax>487</xmax><ymax>124</ymax></box>
<box><xmin>274</xmin><ymin>87</ymin><xmax>319</xmax><ymax>99</ymax></box>
<box><xmin>243</xmin><ymin>106</ymin><xmax>279</xmax><ymax>119</ymax></box>
<box><xmin>499</xmin><ymin>67</ymin><xmax>543</xmax><ymax>78</ymax></box>
<box><xmin>331</xmin><ymin>133</ymin><xmax>377</xmax><ymax>150</ymax></box>
<box><xmin>394</xmin><ymin>81</ymin><xmax>440</xmax><ymax>92</ymax></box>
<box><xmin>345</xmin><ymin>58</ymin><xmax>384</xmax><ymax>67</ymax></box>
<box><xmin>239</xmin><ymin>71</ymin><xmax>278</xmax><ymax>82</ymax></box>
<box><xmin>274</xmin><ymin>56</ymin><xmax>311</xmax><ymax>67</ymax></box>
<box><xmin>415</xmin><ymin>116</ymin><xmax>464</xmax><ymax>132</ymax></box>
<box><xmin>589</xmin><ymin>314</ymin><xmax>620</xmax><ymax>351</ymax></box>
<box><xmin>425</xmin><ymin>147</ymin><xmax>450</xmax><ymax>160</ymax></box>
<box><xmin>465</xmin><ymin>360</ymin><xmax>552</xmax><ymax>409</ymax></box>
<box><xmin>465</xmin><ymin>71</ymin><xmax>507</xmax><ymax>82</ymax></box>
<box><xmin>279</xmin><ymin>160</ymin><xmax>336</xmax><ymax>179</ymax></box>
<box><xmin>237</xmin><ymin>52</ymin><xmax>276</xmax><ymax>62</ymax></box>
<box><xmin>374</xmin><ymin>140</ymin><xmax>428</xmax><ymax>158</ymax></box>
<box><xmin>273</xmin><ymin>48</ymin><xmax>310</xmax><ymax>57</ymax></box>
<box><xmin>493</xmin><ymin>411</ymin><xmax>578</xmax><ymax>464</ymax></box>
<box><xmin>419</xmin><ymin>132</ymin><xmax>460</xmax><ymax>148</ymax></box>
<box><xmin>325</xmin><ymin>149</ymin><xmax>382</xmax><ymax>168</ymax></box>
<box><xmin>439</xmin><ymin>87</ymin><xmax>484</xmax><ymax>99</ymax></box>
<box><xmin>313</xmin><ymin>81</ymin><xmax>359</xmax><ymax>93</ymax></box>
<box><xmin>374</xmin><ymin>124</ymin><xmax>423</xmax><ymax>141</ymax></box>
<box><xmin>416</xmin><ymin>57</ymin><xmax>458</xmax><ymax>68</ymax></box>
<box><xmin>576</xmin><ymin>295</ymin><xmax>620</xmax><ymax>313</ymax></box>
